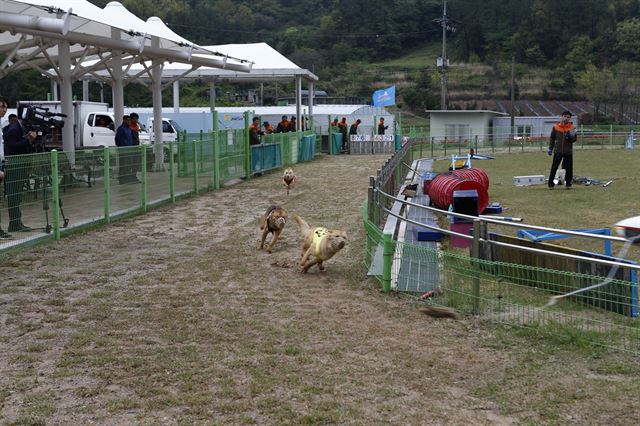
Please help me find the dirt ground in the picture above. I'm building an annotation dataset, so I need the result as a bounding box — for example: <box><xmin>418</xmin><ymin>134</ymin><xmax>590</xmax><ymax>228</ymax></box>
<box><xmin>1</xmin><ymin>154</ymin><xmax>639</xmax><ymax>425</ymax></box>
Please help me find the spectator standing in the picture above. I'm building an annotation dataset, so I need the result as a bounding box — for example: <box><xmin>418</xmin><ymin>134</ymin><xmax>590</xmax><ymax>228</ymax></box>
<box><xmin>263</xmin><ymin>121</ymin><xmax>274</xmax><ymax>134</ymax></box>
<box><xmin>115</xmin><ymin>115</ymin><xmax>137</xmax><ymax>184</ymax></box>
<box><xmin>276</xmin><ymin>115</ymin><xmax>289</xmax><ymax>133</ymax></box>
<box><xmin>378</xmin><ymin>117</ymin><xmax>388</xmax><ymax>135</ymax></box>
<box><xmin>129</xmin><ymin>112</ymin><xmax>141</xmax><ymax>176</ymax></box>
<box><xmin>338</xmin><ymin>117</ymin><xmax>348</xmax><ymax>151</ymax></box>
<box><xmin>3</xmin><ymin>102</ymin><xmax>36</xmax><ymax>232</ymax></box>
<box><xmin>249</xmin><ymin>117</ymin><xmax>263</xmax><ymax>145</ymax></box>
<box><xmin>288</xmin><ymin>116</ymin><xmax>297</xmax><ymax>132</ymax></box>
<box><xmin>347</xmin><ymin>119</ymin><xmax>361</xmax><ymax>154</ymax></box>
<box><xmin>0</xmin><ymin>98</ymin><xmax>10</xmax><ymax>238</ymax></box>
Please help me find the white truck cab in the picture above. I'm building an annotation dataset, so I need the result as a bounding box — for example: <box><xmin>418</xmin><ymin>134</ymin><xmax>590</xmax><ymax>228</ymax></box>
<box><xmin>146</xmin><ymin>118</ymin><xmax>183</xmax><ymax>143</ymax></box>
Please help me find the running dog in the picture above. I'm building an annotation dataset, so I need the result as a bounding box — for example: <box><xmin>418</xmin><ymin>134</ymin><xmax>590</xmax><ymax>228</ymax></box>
<box><xmin>259</xmin><ymin>205</ymin><xmax>288</xmax><ymax>253</ymax></box>
<box><xmin>282</xmin><ymin>168</ymin><xmax>297</xmax><ymax>195</ymax></box>
<box><xmin>294</xmin><ymin>215</ymin><xmax>347</xmax><ymax>273</ymax></box>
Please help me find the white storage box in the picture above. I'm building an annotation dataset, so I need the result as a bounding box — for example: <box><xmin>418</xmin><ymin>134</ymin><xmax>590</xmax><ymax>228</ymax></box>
<box><xmin>513</xmin><ymin>175</ymin><xmax>545</xmax><ymax>186</ymax></box>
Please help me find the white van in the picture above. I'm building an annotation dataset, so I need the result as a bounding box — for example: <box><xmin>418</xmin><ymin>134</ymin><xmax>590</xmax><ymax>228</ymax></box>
<box><xmin>83</xmin><ymin>112</ymin><xmax>151</xmax><ymax>147</ymax></box>
<box><xmin>146</xmin><ymin>118</ymin><xmax>183</xmax><ymax>143</ymax></box>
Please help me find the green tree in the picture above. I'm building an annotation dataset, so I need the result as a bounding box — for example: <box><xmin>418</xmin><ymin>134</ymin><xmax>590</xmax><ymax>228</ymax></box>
<box><xmin>615</xmin><ymin>18</ymin><xmax>640</xmax><ymax>62</ymax></box>
<box><xmin>577</xmin><ymin>64</ymin><xmax>613</xmax><ymax>121</ymax></box>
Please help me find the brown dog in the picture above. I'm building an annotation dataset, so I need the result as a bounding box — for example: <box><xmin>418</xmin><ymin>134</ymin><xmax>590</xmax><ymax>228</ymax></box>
<box><xmin>282</xmin><ymin>168</ymin><xmax>297</xmax><ymax>195</ymax></box>
<box><xmin>259</xmin><ymin>205</ymin><xmax>288</xmax><ymax>253</ymax></box>
<box><xmin>294</xmin><ymin>215</ymin><xmax>347</xmax><ymax>273</ymax></box>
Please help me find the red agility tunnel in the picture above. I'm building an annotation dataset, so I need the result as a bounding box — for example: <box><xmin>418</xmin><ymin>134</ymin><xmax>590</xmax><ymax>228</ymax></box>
<box><xmin>451</xmin><ymin>167</ymin><xmax>490</xmax><ymax>190</ymax></box>
<box><xmin>428</xmin><ymin>174</ymin><xmax>489</xmax><ymax>213</ymax></box>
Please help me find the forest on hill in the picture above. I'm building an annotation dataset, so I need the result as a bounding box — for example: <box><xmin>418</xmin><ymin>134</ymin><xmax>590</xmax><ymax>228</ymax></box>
<box><xmin>2</xmin><ymin>0</ymin><xmax>640</xmax><ymax>120</ymax></box>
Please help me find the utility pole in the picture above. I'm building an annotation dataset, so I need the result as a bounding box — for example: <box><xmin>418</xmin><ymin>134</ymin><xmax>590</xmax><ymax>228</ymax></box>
<box><xmin>510</xmin><ymin>56</ymin><xmax>515</xmax><ymax>138</ymax></box>
<box><xmin>434</xmin><ymin>0</ymin><xmax>455</xmax><ymax>110</ymax></box>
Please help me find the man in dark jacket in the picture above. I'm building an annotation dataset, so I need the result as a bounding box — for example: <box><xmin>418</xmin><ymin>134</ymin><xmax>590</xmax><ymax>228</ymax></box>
<box><xmin>3</xmin><ymin>110</ymin><xmax>36</xmax><ymax>232</ymax></box>
<box><xmin>276</xmin><ymin>115</ymin><xmax>289</xmax><ymax>133</ymax></box>
<box><xmin>547</xmin><ymin>110</ymin><xmax>577</xmax><ymax>189</ymax></box>
<box><xmin>115</xmin><ymin>115</ymin><xmax>137</xmax><ymax>184</ymax></box>
<box><xmin>377</xmin><ymin>117</ymin><xmax>388</xmax><ymax>135</ymax></box>
<box><xmin>249</xmin><ymin>117</ymin><xmax>263</xmax><ymax>145</ymax></box>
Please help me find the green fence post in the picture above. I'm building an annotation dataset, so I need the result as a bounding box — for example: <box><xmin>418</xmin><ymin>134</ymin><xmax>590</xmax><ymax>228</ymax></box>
<box><xmin>609</xmin><ymin>124</ymin><xmax>613</xmax><ymax>146</ymax></box>
<box><xmin>382</xmin><ymin>232</ymin><xmax>393</xmax><ymax>293</ymax></box>
<box><xmin>213</xmin><ymin>130</ymin><xmax>221</xmax><ymax>190</ymax></box>
<box><xmin>474</xmin><ymin>135</ymin><xmax>478</xmax><ymax>154</ymax></box>
<box><xmin>169</xmin><ymin>141</ymin><xmax>175</xmax><ymax>202</ymax></box>
<box><xmin>244</xmin><ymin>111</ymin><xmax>250</xmax><ymax>179</ymax></box>
<box><xmin>430</xmin><ymin>137</ymin><xmax>433</xmax><ymax>158</ymax></box>
<box><xmin>444</xmin><ymin>136</ymin><xmax>447</xmax><ymax>157</ymax></box>
<box><xmin>471</xmin><ymin>219</ymin><xmax>481</xmax><ymax>314</ymax></box>
<box><xmin>193</xmin><ymin>139</ymin><xmax>199</xmax><ymax>194</ymax></box>
<box><xmin>580</xmin><ymin>124</ymin><xmax>584</xmax><ymax>150</ymax></box>
<box><xmin>51</xmin><ymin>150</ymin><xmax>60</xmax><ymax>240</ymax></box>
<box><xmin>141</xmin><ymin>144</ymin><xmax>147</xmax><ymax>213</ymax></box>
<box><xmin>328</xmin><ymin>115</ymin><xmax>333</xmax><ymax>155</ymax></box>
<box><xmin>103</xmin><ymin>146</ymin><xmax>110</xmax><ymax>222</ymax></box>
<box><xmin>458</xmin><ymin>136</ymin><xmax>462</xmax><ymax>155</ymax></box>
<box><xmin>213</xmin><ymin>110</ymin><xmax>219</xmax><ymax>132</ymax></box>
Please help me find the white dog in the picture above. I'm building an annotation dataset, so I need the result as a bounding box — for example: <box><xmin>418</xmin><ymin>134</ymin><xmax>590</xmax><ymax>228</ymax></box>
<box><xmin>282</xmin><ymin>168</ymin><xmax>297</xmax><ymax>195</ymax></box>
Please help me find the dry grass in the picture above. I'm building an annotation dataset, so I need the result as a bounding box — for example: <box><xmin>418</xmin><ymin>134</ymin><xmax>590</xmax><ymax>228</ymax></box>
<box><xmin>0</xmin><ymin>154</ymin><xmax>639</xmax><ymax>425</ymax></box>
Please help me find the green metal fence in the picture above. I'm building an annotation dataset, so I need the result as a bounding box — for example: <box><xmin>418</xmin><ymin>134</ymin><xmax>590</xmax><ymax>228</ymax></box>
<box><xmin>364</xmin><ymin>139</ymin><xmax>640</xmax><ymax>354</ymax></box>
<box><xmin>0</xmin><ymin>128</ymin><xmax>320</xmax><ymax>253</ymax></box>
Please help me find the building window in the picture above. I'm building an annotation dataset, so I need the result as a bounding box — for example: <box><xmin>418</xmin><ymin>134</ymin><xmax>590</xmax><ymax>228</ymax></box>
<box><xmin>445</xmin><ymin>124</ymin><xmax>470</xmax><ymax>139</ymax></box>
<box><xmin>516</xmin><ymin>125</ymin><xmax>532</xmax><ymax>137</ymax></box>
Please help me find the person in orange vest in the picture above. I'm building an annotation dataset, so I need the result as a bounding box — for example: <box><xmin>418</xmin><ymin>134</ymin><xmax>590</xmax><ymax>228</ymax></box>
<box><xmin>338</xmin><ymin>117</ymin><xmax>348</xmax><ymax>151</ymax></box>
<box><xmin>547</xmin><ymin>110</ymin><xmax>577</xmax><ymax>189</ymax></box>
<box><xmin>378</xmin><ymin>117</ymin><xmax>388</xmax><ymax>135</ymax></box>
<box><xmin>249</xmin><ymin>117</ymin><xmax>263</xmax><ymax>145</ymax></box>
<box><xmin>263</xmin><ymin>121</ymin><xmax>274</xmax><ymax>134</ymax></box>
<box><xmin>288</xmin><ymin>116</ymin><xmax>297</xmax><ymax>132</ymax></box>
<box><xmin>276</xmin><ymin>115</ymin><xmax>289</xmax><ymax>133</ymax></box>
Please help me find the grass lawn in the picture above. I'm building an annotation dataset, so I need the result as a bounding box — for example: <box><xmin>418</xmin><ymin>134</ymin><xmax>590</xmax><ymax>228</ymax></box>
<box><xmin>432</xmin><ymin>148</ymin><xmax>640</xmax><ymax>257</ymax></box>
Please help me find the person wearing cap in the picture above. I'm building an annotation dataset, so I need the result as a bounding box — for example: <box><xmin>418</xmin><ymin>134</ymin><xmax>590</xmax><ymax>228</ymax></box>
<box><xmin>547</xmin><ymin>110</ymin><xmax>577</xmax><ymax>190</ymax></box>
<box><xmin>263</xmin><ymin>121</ymin><xmax>274</xmax><ymax>134</ymax></box>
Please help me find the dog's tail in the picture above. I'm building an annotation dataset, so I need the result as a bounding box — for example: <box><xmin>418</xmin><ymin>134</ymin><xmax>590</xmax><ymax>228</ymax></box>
<box><xmin>293</xmin><ymin>215</ymin><xmax>310</xmax><ymax>235</ymax></box>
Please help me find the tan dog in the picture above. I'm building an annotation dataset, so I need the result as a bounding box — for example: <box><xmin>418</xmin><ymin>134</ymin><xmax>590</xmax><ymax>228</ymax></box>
<box><xmin>259</xmin><ymin>205</ymin><xmax>288</xmax><ymax>253</ymax></box>
<box><xmin>282</xmin><ymin>168</ymin><xmax>297</xmax><ymax>195</ymax></box>
<box><xmin>294</xmin><ymin>215</ymin><xmax>347</xmax><ymax>273</ymax></box>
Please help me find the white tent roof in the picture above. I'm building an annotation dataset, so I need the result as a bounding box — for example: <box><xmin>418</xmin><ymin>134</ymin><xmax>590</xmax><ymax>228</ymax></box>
<box><xmin>82</xmin><ymin>42</ymin><xmax>317</xmax><ymax>83</ymax></box>
<box><xmin>0</xmin><ymin>0</ymin><xmax>251</xmax><ymax>77</ymax></box>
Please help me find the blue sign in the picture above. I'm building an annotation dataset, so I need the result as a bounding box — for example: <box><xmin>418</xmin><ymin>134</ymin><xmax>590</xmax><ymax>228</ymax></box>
<box><xmin>372</xmin><ymin>86</ymin><xmax>396</xmax><ymax>107</ymax></box>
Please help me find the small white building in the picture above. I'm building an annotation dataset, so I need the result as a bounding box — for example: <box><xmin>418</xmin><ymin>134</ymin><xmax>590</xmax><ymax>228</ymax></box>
<box><xmin>426</xmin><ymin>110</ymin><xmax>507</xmax><ymax>145</ymax></box>
<box><xmin>493</xmin><ymin>115</ymin><xmax>579</xmax><ymax>141</ymax></box>
<box><xmin>427</xmin><ymin>110</ymin><xmax>579</xmax><ymax>146</ymax></box>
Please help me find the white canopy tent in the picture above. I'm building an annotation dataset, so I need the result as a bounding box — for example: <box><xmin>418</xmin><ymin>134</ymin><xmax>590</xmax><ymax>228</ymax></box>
<box><xmin>79</xmin><ymin>42</ymin><xmax>319</xmax><ymax>131</ymax></box>
<box><xmin>0</xmin><ymin>0</ymin><xmax>251</xmax><ymax>153</ymax></box>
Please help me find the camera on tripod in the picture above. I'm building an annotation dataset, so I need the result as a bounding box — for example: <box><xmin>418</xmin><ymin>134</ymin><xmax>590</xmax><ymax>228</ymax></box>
<box><xmin>16</xmin><ymin>105</ymin><xmax>66</xmax><ymax>151</ymax></box>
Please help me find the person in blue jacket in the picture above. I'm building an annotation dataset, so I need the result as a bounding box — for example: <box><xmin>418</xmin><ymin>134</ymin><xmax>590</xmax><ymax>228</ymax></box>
<box><xmin>115</xmin><ymin>115</ymin><xmax>138</xmax><ymax>184</ymax></box>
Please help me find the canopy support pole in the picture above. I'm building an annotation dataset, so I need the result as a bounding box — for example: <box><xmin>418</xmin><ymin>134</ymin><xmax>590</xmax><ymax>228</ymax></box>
<box><xmin>111</xmin><ymin>29</ymin><xmax>124</xmax><ymax>128</ymax></box>
<box><xmin>173</xmin><ymin>80</ymin><xmax>180</xmax><ymax>113</ymax></box>
<box><xmin>295</xmin><ymin>75</ymin><xmax>302</xmax><ymax>131</ymax></box>
<box><xmin>308</xmin><ymin>80</ymin><xmax>314</xmax><ymax>130</ymax></box>
<box><xmin>58</xmin><ymin>41</ymin><xmax>75</xmax><ymax>156</ymax></box>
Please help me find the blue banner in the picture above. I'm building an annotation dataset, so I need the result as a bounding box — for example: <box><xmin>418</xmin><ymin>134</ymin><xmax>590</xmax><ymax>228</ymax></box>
<box><xmin>372</xmin><ymin>86</ymin><xmax>396</xmax><ymax>107</ymax></box>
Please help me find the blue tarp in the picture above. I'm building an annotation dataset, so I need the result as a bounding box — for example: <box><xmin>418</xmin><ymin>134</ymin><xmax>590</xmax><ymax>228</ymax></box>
<box><xmin>331</xmin><ymin>133</ymin><xmax>342</xmax><ymax>155</ymax></box>
<box><xmin>299</xmin><ymin>134</ymin><xmax>316</xmax><ymax>161</ymax></box>
<box><xmin>251</xmin><ymin>143</ymin><xmax>282</xmax><ymax>173</ymax></box>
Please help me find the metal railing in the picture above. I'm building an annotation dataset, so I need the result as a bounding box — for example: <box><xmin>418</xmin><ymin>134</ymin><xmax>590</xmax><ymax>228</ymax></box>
<box><xmin>364</xmin><ymin>139</ymin><xmax>640</xmax><ymax>354</ymax></box>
